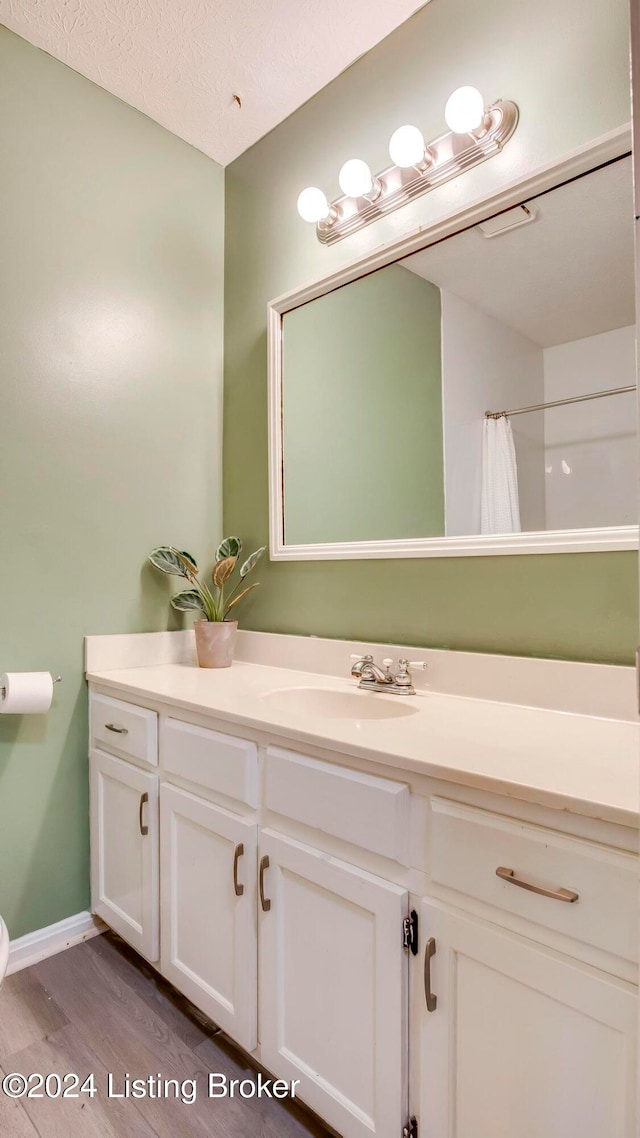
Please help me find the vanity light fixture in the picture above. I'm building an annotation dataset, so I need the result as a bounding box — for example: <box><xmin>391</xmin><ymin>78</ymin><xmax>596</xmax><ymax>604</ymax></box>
<box><xmin>443</xmin><ymin>85</ymin><xmax>486</xmax><ymax>134</ymax></box>
<box><xmin>296</xmin><ymin>186</ymin><xmax>333</xmax><ymax>224</ymax></box>
<box><xmin>388</xmin><ymin>125</ymin><xmax>429</xmax><ymax>170</ymax></box>
<box><xmin>296</xmin><ymin>87</ymin><xmax>518</xmax><ymax>244</ymax></box>
<box><xmin>338</xmin><ymin>159</ymin><xmax>380</xmax><ymax>200</ymax></box>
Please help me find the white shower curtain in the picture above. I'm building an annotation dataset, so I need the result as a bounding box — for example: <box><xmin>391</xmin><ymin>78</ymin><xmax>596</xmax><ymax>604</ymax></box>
<box><xmin>480</xmin><ymin>416</ymin><xmax>521</xmax><ymax>534</ymax></box>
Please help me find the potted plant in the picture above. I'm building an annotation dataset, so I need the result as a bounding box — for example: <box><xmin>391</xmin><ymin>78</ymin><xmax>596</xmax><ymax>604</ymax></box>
<box><xmin>148</xmin><ymin>538</ymin><xmax>266</xmax><ymax>668</ymax></box>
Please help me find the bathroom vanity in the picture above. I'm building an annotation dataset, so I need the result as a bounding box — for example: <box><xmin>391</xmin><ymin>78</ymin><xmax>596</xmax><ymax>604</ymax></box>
<box><xmin>86</xmin><ymin>632</ymin><xmax>638</xmax><ymax>1138</ymax></box>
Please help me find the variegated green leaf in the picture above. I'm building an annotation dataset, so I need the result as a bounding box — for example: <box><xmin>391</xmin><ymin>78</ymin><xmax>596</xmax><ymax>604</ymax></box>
<box><xmin>215</xmin><ymin>536</ymin><xmax>242</xmax><ymax>561</ymax></box>
<box><xmin>174</xmin><ymin>549</ymin><xmax>198</xmax><ymax>573</ymax></box>
<box><xmin>149</xmin><ymin>547</ymin><xmax>198</xmax><ymax>577</ymax></box>
<box><xmin>170</xmin><ymin>589</ymin><xmax>206</xmax><ymax>612</ymax></box>
<box><xmin>224</xmin><ymin>581</ymin><xmax>260</xmax><ymax>616</ymax></box>
<box><xmin>212</xmin><ymin>556</ymin><xmax>236</xmax><ymax>587</ymax></box>
<box><xmin>240</xmin><ymin>546</ymin><xmax>266</xmax><ymax>578</ymax></box>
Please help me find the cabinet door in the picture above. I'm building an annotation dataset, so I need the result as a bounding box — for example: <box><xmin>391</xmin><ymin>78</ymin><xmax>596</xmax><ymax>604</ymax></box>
<box><xmin>259</xmin><ymin>829</ymin><xmax>408</xmax><ymax>1138</ymax></box>
<box><xmin>417</xmin><ymin>901</ymin><xmax>638</xmax><ymax>1138</ymax></box>
<box><xmin>160</xmin><ymin>785</ymin><xmax>258</xmax><ymax>1051</ymax></box>
<box><xmin>90</xmin><ymin>749</ymin><xmax>159</xmax><ymax>961</ymax></box>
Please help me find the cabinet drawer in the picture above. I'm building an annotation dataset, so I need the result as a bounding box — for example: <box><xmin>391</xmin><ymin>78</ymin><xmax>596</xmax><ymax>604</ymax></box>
<box><xmin>90</xmin><ymin>692</ymin><xmax>158</xmax><ymax>767</ymax></box>
<box><xmin>161</xmin><ymin>718</ymin><xmax>258</xmax><ymax>807</ymax></box>
<box><xmin>265</xmin><ymin>746</ymin><xmax>410</xmax><ymax>864</ymax></box>
<box><xmin>431</xmin><ymin>797</ymin><xmax>639</xmax><ymax>962</ymax></box>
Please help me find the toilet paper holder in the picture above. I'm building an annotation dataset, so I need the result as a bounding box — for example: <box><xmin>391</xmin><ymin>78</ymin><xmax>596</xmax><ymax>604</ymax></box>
<box><xmin>0</xmin><ymin>673</ymin><xmax>62</xmax><ymax>699</ymax></box>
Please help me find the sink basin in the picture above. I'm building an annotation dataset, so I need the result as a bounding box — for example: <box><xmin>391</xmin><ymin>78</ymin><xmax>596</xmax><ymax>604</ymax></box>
<box><xmin>259</xmin><ymin>686</ymin><xmax>420</xmax><ymax>720</ymax></box>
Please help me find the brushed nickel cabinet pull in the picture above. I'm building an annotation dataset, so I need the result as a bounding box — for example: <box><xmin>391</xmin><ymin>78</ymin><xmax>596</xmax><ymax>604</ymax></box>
<box><xmin>139</xmin><ymin>792</ymin><xmax>149</xmax><ymax>836</ymax></box>
<box><xmin>105</xmin><ymin>723</ymin><xmax>128</xmax><ymax>735</ymax></box>
<box><xmin>496</xmin><ymin>866</ymin><xmax>579</xmax><ymax>903</ymax></box>
<box><xmin>233</xmin><ymin>843</ymin><xmax>245</xmax><ymax>897</ymax></box>
<box><xmin>424</xmin><ymin>937</ymin><xmax>437</xmax><ymax>1012</ymax></box>
<box><xmin>259</xmin><ymin>855</ymin><xmax>271</xmax><ymax>912</ymax></box>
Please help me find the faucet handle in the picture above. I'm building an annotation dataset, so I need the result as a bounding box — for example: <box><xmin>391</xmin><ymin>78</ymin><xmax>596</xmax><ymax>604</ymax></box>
<box><xmin>350</xmin><ymin>652</ymin><xmax>373</xmax><ymax>679</ymax></box>
<box><xmin>394</xmin><ymin>659</ymin><xmax>414</xmax><ymax>690</ymax></box>
<box><xmin>408</xmin><ymin>660</ymin><xmax>427</xmax><ymax>671</ymax></box>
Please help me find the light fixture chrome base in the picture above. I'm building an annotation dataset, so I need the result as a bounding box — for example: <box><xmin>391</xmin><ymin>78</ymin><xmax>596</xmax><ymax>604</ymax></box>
<box><xmin>316</xmin><ymin>100</ymin><xmax>518</xmax><ymax>245</ymax></box>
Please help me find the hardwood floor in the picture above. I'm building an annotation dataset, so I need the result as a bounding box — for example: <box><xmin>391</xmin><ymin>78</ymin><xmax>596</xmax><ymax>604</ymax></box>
<box><xmin>0</xmin><ymin>933</ymin><xmax>334</xmax><ymax>1137</ymax></box>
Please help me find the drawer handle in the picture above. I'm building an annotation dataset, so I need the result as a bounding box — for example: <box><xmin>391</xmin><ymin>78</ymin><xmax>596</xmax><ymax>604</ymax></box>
<box><xmin>233</xmin><ymin>843</ymin><xmax>245</xmax><ymax>897</ymax></box>
<box><xmin>259</xmin><ymin>855</ymin><xmax>271</xmax><ymax>912</ymax></box>
<box><xmin>424</xmin><ymin>937</ymin><xmax>437</xmax><ymax>1013</ymax></box>
<box><xmin>105</xmin><ymin>723</ymin><xmax>128</xmax><ymax>735</ymax></box>
<box><xmin>496</xmin><ymin>866</ymin><xmax>579</xmax><ymax>904</ymax></box>
<box><xmin>139</xmin><ymin>792</ymin><xmax>149</xmax><ymax>836</ymax></box>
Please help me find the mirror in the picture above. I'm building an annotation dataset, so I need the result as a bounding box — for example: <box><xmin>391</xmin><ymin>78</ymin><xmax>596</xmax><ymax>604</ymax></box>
<box><xmin>270</xmin><ymin>148</ymin><xmax>637</xmax><ymax>558</ymax></box>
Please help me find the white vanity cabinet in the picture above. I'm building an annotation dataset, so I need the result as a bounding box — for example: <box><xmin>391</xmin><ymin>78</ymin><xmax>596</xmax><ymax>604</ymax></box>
<box><xmin>160</xmin><ymin>784</ymin><xmax>258</xmax><ymax>1050</ymax></box>
<box><xmin>157</xmin><ymin>716</ymin><xmax>260</xmax><ymax>1049</ymax></box>
<box><xmin>88</xmin><ymin>684</ymin><xmax>638</xmax><ymax>1138</ymax></box>
<box><xmin>89</xmin><ymin>692</ymin><xmax>160</xmax><ymax>961</ymax></box>
<box><xmin>258</xmin><ymin>828</ymin><xmax>408</xmax><ymax>1138</ymax></box>
<box><xmin>416</xmin><ymin>901</ymin><xmax>638</xmax><ymax>1138</ymax></box>
<box><xmin>412</xmin><ymin>796</ymin><xmax>639</xmax><ymax>1138</ymax></box>
<box><xmin>89</xmin><ymin>747</ymin><xmax>159</xmax><ymax>961</ymax></box>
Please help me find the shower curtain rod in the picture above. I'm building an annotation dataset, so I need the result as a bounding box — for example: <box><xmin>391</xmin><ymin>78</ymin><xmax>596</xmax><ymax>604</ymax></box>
<box><xmin>485</xmin><ymin>384</ymin><xmax>636</xmax><ymax>419</ymax></box>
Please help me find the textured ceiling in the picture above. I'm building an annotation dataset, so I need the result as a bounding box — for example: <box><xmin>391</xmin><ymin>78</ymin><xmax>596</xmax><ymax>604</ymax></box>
<box><xmin>403</xmin><ymin>157</ymin><xmax>635</xmax><ymax>347</ymax></box>
<box><xmin>0</xmin><ymin>0</ymin><xmax>427</xmax><ymax>164</ymax></box>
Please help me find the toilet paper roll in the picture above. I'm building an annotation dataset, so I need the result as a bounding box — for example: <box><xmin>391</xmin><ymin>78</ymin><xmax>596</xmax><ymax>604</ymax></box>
<box><xmin>0</xmin><ymin>672</ymin><xmax>54</xmax><ymax>714</ymax></box>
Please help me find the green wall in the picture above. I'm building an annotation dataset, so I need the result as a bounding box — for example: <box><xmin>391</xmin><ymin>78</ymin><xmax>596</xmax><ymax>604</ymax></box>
<box><xmin>0</xmin><ymin>27</ymin><xmax>225</xmax><ymax>939</ymax></box>
<box><xmin>223</xmin><ymin>0</ymin><xmax>637</xmax><ymax>664</ymax></box>
<box><xmin>283</xmin><ymin>266</ymin><xmax>443</xmax><ymax>543</ymax></box>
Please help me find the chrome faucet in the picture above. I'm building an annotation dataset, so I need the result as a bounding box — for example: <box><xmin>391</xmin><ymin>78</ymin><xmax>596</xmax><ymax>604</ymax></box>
<box><xmin>350</xmin><ymin>654</ymin><xmax>426</xmax><ymax>695</ymax></box>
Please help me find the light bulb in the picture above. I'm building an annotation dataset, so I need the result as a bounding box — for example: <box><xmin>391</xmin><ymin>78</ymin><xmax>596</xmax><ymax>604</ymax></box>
<box><xmin>389</xmin><ymin>125</ymin><xmax>425</xmax><ymax>168</ymax></box>
<box><xmin>296</xmin><ymin>186</ymin><xmax>330</xmax><ymax>223</ymax></box>
<box><xmin>338</xmin><ymin>159</ymin><xmax>373</xmax><ymax>197</ymax></box>
<box><xmin>444</xmin><ymin>86</ymin><xmax>485</xmax><ymax>134</ymax></box>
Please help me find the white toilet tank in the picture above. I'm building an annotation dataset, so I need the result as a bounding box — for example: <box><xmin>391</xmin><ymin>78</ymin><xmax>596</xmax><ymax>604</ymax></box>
<box><xmin>0</xmin><ymin>918</ymin><xmax>9</xmax><ymax>986</ymax></box>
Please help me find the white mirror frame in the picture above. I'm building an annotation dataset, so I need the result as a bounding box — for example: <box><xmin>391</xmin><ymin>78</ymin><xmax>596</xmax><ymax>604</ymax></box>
<box><xmin>268</xmin><ymin>126</ymin><xmax>637</xmax><ymax>561</ymax></box>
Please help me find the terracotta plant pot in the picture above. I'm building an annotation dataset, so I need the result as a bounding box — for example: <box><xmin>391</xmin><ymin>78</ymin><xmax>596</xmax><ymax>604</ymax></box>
<box><xmin>194</xmin><ymin>620</ymin><xmax>238</xmax><ymax>668</ymax></box>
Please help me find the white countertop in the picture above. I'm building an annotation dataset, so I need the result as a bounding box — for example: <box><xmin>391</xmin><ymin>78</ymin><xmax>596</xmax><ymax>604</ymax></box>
<box><xmin>87</xmin><ymin>660</ymin><xmax>640</xmax><ymax>829</ymax></box>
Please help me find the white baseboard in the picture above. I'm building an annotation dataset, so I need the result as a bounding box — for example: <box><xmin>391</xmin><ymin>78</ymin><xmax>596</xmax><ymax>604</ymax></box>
<box><xmin>7</xmin><ymin>911</ymin><xmax>105</xmax><ymax>976</ymax></box>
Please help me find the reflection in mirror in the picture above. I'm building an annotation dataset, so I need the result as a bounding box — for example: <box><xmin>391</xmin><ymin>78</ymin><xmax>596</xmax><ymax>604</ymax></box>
<box><xmin>282</xmin><ymin>266</ymin><xmax>443</xmax><ymax>543</ymax></box>
<box><xmin>280</xmin><ymin>155</ymin><xmax>636</xmax><ymax>547</ymax></box>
